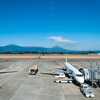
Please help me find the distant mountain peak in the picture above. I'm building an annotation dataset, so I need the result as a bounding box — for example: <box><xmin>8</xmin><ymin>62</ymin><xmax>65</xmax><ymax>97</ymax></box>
<box><xmin>6</xmin><ymin>44</ymin><xmax>18</xmax><ymax>46</ymax></box>
<box><xmin>1</xmin><ymin>44</ymin><xmax>99</xmax><ymax>53</ymax></box>
<box><xmin>52</xmin><ymin>45</ymin><xmax>62</xmax><ymax>48</ymax></box>
<box><xmin>5</xmin><ymin>44</ymin><xmax>21</xmax><ymax>48</ymax></box>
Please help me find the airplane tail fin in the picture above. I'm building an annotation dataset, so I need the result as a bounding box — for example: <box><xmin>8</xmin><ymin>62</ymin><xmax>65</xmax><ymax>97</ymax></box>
<box><xmin>65</xmin><ymin>53</ymin><xmax>67</xmax><ymax>62</ymax></box>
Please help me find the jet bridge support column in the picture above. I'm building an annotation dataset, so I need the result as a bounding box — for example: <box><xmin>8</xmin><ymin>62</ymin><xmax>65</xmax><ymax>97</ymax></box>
<box><xmin>91</xmin><ymin>62</ymin><xmax>93</xmax><ymax>87</ymax></box>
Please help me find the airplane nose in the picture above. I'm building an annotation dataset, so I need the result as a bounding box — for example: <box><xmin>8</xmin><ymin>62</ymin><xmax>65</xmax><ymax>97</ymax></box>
<box><xmin>79</xmin><ymin>78</ymin><xmax>84</xmax><ymax>83</ymax></box>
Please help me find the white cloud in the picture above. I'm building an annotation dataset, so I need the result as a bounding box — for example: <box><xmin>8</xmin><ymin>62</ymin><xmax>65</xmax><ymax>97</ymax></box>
<box><xmin>47</xmin><ymin>36</ymin><xmax>78</xmax><ymax>44</ymax></box>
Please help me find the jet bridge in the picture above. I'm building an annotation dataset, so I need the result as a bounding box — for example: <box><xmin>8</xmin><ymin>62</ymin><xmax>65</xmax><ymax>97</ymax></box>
<box><xmin>79</xmin><ymin>68</ymin><xmax>100</xmax><ymax>80</ymax></box>
<box><xmin>79</xmin><ymin>62</ymin><xmax>100</xmax><ymax>88</ymax></box>
<box><xmin>79</xmin><ymin>68</ymin><xmax>91</xmax><ymax>80</ymax></box>
<box><xmin>93</xmin><ymin>70</ymin><xmax>100</xmax><ymax>80</ymax></box>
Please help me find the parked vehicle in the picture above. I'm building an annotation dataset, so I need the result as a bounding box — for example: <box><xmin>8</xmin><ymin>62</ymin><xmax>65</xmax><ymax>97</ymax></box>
<box><xmin>80</xmin><ymin>84</ymin><xmax>94</xmax><ymax>97</ymax></box>
<box><xmin>29</xmin><ymin>66</ymin><xmax>38</xmax><ymax>75</ymax></box>
<box><xmin>54</xmin><ymin>78</ymin><xmax>73</xmax><ymax>83</ymax></box>
<box><xmin>92</xmin><ymin>81</ymin><xmax>99</xmax><ymax>88</ymax></box>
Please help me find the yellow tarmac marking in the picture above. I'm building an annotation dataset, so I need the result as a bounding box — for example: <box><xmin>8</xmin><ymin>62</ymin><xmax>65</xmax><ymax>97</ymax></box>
<box><xmin>56</xmin><ymin>60</ymin><xmax>65</xmax><ymax>69</ymax></box>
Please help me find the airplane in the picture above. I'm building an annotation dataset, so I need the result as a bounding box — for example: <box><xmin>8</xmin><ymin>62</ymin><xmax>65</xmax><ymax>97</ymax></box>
<box><xmin>41</xmin><ymin>54</ymin><xmax>84</xmax><ymax>84</ymax></box>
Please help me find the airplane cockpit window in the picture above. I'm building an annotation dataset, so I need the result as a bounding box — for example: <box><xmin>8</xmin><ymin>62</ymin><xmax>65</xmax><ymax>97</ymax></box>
<box><xmin>76</xmin><ymin>74</ymin><xmax>83</xmax><ymax>77</ymax></box>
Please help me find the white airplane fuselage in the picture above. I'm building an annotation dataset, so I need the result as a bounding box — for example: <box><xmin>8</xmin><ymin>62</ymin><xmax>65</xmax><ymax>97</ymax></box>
<box><xmin>64</xmin><ymin>62</ymin><xmax>84</xmax><ymax>84</ymax></box>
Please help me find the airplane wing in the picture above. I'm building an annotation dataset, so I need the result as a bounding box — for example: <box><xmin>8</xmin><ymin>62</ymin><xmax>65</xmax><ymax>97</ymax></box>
<box><xmin>40</xmin><ymin>67</ymin><xmax>71</xmax><ymax>74</ymax></box>
<box><xmin>0</xmin><ymin>66</ymin><xmax>10</xmax><ymax>69</ymax></box>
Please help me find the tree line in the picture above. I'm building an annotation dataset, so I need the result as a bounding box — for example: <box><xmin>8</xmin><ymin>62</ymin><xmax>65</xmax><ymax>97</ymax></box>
<box><xmin>0</xmin><ymin>51</ymin><xmax>96</xmax><ymax>54</ymax></box>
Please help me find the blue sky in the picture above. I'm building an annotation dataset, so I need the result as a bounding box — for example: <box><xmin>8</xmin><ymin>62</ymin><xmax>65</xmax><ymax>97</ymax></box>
<box><xmin>0</xmin><ymin>0</ymin><xmax>100</xmax><ymax>50</ymax></box>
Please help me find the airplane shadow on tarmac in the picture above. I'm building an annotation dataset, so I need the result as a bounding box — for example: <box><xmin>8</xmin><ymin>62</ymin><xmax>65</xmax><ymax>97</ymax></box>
<box><xmin>41</xmin><ymin>72</ymin><xmax>59</xmax><ymax>76</ymax></box>
<box><xmin>0</xmin><ymin>71</ymin><xmax>17</xmax><ymax>74</ymax></box>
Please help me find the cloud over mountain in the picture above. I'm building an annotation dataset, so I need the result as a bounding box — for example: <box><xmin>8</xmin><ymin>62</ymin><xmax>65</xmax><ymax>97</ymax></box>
<box><xmin>47</xmin><ymin>36</ymin><xmax>78</xmax><ymax>44</ymax></box>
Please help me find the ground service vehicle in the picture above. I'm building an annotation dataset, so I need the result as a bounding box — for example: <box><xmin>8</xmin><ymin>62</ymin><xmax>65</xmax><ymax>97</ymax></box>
<box><xmin>80</xmin><ymin>85</ymin><xmax>94</xmax><ymax>98</ymax></box>
<box><xmin>29</xmin><ymin>66</ymin><xmax>38</xmax><ymax>75</ymax></box>
<box><xmin>55</xmin><ymin>73</ymin><xmax>65</xmax><ymax>78</ymax></box>
<box><xmin>54</xmin><ymin>78</ymin><xmax>73</xmax><ymax>83</ymax></box>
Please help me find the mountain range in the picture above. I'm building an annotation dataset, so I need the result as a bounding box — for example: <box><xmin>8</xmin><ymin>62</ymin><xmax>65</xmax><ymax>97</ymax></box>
<box><xmin>0</xmin><ymin>44</ymin><xmax>100</xmax><ymax>53</ymax></box>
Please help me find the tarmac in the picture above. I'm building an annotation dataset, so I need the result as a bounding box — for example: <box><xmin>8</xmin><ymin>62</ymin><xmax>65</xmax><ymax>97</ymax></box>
<box><xmin>0</xmin><ymin>58</ymin><xmax>100</xmax><ymax>100</ymax></box>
